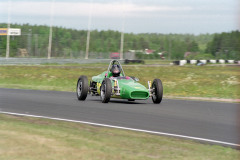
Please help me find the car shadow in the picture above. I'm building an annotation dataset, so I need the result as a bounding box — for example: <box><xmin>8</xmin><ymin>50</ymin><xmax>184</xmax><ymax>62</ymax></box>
<box><xmin>89</xmin><ymin>98</ymin><xmax>147</xmax><ymax>104</ymax></box>
<box><xmin>110</xmin><ymin>100</ymin><xmax>147</xmax><ymax>104</ymax></box>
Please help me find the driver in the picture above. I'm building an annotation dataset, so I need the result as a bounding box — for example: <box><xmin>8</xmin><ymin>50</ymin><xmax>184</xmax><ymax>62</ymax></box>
<box><xmin>110</xmin><ymin>64</ymin><xmax>121</xmax><ymax>77</ymax></box>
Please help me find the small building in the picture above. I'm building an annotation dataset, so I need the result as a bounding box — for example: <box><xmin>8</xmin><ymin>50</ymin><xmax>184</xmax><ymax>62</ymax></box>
<box><xmin>144</xmin><ymin>49</ymin><xmax>155</xmax><ymax>54</ymax></box>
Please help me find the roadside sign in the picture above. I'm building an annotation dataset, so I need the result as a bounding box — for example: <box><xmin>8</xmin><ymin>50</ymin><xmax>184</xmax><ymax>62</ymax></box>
<box><xmin>0</xmin><ymin>28</ymin><xmax>8</xmax><ymax>35</ymax></box>
<box><xmin>9</xmin><ymin>28</ymin><xmax>21</xmax><ymax>36</ymax></box>
<box><xmin>0</xmin><ymin>28</ymin><xmax>21</xmax><ymax>36</ymax></box>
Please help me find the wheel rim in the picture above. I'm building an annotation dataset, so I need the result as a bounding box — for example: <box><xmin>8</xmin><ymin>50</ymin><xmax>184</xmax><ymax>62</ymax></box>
<box><xmin>77</xmin><ymin>80</ymin><xmax>82</xmax><ymax>97</ymax></box>
<box><xmin>101</xmin><ymin>83</ymin><xmax>106</xmax><ymax>100</ymax></box>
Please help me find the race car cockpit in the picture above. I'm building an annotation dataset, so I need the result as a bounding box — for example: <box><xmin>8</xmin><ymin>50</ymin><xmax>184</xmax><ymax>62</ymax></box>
<box><xmin>106</xmin><ymin>60</ymin><xmax>125</xmax><ymax>78</ymax></box>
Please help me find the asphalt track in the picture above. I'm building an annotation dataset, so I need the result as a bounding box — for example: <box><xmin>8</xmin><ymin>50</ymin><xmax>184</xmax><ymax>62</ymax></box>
<box><xmin>0</xmin><ymin>88</ymin><xmax>239</xmax><ymax>148</ymax></box>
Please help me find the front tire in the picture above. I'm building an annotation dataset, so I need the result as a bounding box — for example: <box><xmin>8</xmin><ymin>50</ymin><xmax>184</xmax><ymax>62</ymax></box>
<box><xmin>76</xmin><ymin>75</ymin><xmax>89</xmax><ymax>100</ymax></box>
<box><xmin>100</xmin><ymin>78</ymin><xmax>112</xmax><ymax>103</ymax></box>
<box><xmin>152</xmin><ymin>79</ymin><xmax>163</xmax><ymax>104</ymax></box>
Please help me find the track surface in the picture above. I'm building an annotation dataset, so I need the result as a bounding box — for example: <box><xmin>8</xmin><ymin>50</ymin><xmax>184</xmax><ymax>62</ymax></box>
<box><xmin>0</xmin><ymin>88</ymin><xmax>239</xmax><ymax>147</ymax></box>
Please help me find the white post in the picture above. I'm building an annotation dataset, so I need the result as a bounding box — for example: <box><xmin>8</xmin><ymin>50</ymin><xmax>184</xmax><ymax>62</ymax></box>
<box><xmin>85</xmin><ymin>0</ymin><xmax>92</xmax><ymax>59</ymax></box>
<box><xmin>120</xmin><ymin>0</ymin><xmax>126</xmax><ymax>60</ymax></box>
<box><xmin>120</xmin><ymin>32</ymin><xmax>124</xmax><ymax>60</ymax></box>
<box><xmin>6</xmin><ymin>0</ymin><xmax>11</xmax><ymax>59</ymax></box>
<box><xmin>48</xmin><ymin>26</ymin><xmax>53</xmax><ymax>59</ymax></box>
<box><xmin>85</xmin><ymin>30</ymin><xmax>91</xmax><ymax>59</ymax></box>
<box><xmin>6</xmin><ymin>25</ymin><xmax>10</xmax><ymax>59</ymax></box>
<box><xmin>48</xmin><ymin>0</ymin><xmax>54</xmax><ymax>59</ymax></box>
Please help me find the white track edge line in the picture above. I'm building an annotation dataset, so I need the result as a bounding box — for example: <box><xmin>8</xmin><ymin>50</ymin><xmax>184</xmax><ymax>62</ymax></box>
<box><xmin>0</xmin><ymin>111</ymin><xmax>239</xmax><ymax>147</ymax></box>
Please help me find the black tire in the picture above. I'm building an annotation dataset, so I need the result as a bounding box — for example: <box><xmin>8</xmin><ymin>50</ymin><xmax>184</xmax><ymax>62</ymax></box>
<box><xmin>152</xmin><ymin>79</ymin><xmax>163</xmax><ymax>104</ymax></box>
<box><xmin>100</xmin><ymin>78</ymin><xmax>112</xmax><ymax>103</ymax></box>
<box><xmin>76</xmin><ymin>75</ymin><xmax>89</xmax><ymax>100</ymax></box>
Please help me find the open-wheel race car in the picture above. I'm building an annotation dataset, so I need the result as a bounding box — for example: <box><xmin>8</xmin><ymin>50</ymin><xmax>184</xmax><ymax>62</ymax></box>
<box><xmin>76</xmin><ymin>60</ymin><xmax>163</xmax><ymax>104</ymax></box>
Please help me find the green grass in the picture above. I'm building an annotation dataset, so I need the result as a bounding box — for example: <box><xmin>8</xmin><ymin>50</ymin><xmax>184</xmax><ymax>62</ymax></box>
<box><xmin>0</xmin><ymin>114</ymin><xmax>239</xmax><ymax>160</ymax></box>
<box><xmin>0</xmin><ymin>65</ymin><xmax>239</xmax><ymax>99</ymax></box>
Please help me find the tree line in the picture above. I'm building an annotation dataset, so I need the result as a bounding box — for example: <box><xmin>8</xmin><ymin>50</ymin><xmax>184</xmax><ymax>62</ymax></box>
<box><xmin>205</xmin><ymin>31</ymin><xmax>240</xmax><ymax>60</ymax></box>
<box><xmin>0</xmin><ymin>23</ymin><xmax>239</xmax><ymax>59</ymax></box>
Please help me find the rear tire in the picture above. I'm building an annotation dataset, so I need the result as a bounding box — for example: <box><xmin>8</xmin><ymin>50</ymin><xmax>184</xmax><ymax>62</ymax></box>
<box><xmin>152</xmin><ymin>79</ymin><xmax>163</xmax><ymax>104</ymax></box>
<box><xmin>100</xmin><ymin>78</ymin><xmax>112</xmax><ymax>103</ymax></box>
<box><xmin>76</xmin><ymin>75</ymin><xmax>89</xmax><ymax>100</ymax></box>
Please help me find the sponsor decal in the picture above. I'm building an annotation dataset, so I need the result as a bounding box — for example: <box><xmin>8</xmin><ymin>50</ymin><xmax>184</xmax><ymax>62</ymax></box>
<box><xmin>0</xmin><ymin>28</ymin><xmax>8</xmax><ymax>35</ymax></box>
<box><xmin>135</xmin><ymin>87</ymin><xmax>141</xmax><ymax>89</ymax></box>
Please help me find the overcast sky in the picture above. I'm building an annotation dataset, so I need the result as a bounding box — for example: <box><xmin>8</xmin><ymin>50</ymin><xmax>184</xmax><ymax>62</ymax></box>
<box><xmin>0</xmin><ymin>0</ymin><xmax>239</xmax><ymax>34</ymax></box>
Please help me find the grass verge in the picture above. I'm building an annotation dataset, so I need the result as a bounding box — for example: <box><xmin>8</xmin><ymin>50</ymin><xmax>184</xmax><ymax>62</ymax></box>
<box><xmin>0</xmin><ymin>65</ymin><xmax>239</xmax><ymax>99</ymax></box>
<box><xmin>0</xmin><ymin>114</ymin><xmax>239</xmax><ymax>160</ymax></box>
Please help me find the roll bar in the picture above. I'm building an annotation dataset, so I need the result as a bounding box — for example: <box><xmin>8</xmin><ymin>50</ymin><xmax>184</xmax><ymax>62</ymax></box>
<box><xmin>107</xmin><ymin>60</ymin><xmax>125</xmax><ymax>77</ymax></box>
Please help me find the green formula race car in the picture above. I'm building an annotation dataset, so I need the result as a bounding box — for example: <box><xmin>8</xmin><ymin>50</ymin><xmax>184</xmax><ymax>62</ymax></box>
<box><xmin>76</xmin><ymin>60</ymin><xmax>163</xmax><ymax>104</ymax></box>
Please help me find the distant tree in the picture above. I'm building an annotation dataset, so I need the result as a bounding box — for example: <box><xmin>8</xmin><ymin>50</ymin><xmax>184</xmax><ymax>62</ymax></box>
<box><xmin>206</xmin><ymin>30</ymin><xmax>240</xmax><ymax>59</ymax></box>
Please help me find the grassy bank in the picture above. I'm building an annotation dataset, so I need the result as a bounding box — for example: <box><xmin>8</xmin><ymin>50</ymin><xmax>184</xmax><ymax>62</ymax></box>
<box><xmin>0</xmin><ymin>114</ymin><xmax>239</xmax><ymax>160</ymax></box>
<box><xmin>0</xmin><ymin>65</ymin><xmax>239</xmax><ymax>99</ymax></box>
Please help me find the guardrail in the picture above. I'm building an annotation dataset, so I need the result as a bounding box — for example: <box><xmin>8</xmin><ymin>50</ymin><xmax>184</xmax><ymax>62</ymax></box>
<box><xmin>0</xmin><ymin>58</ymin><xmax>122</xmax><ymax>65</ymax></box>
